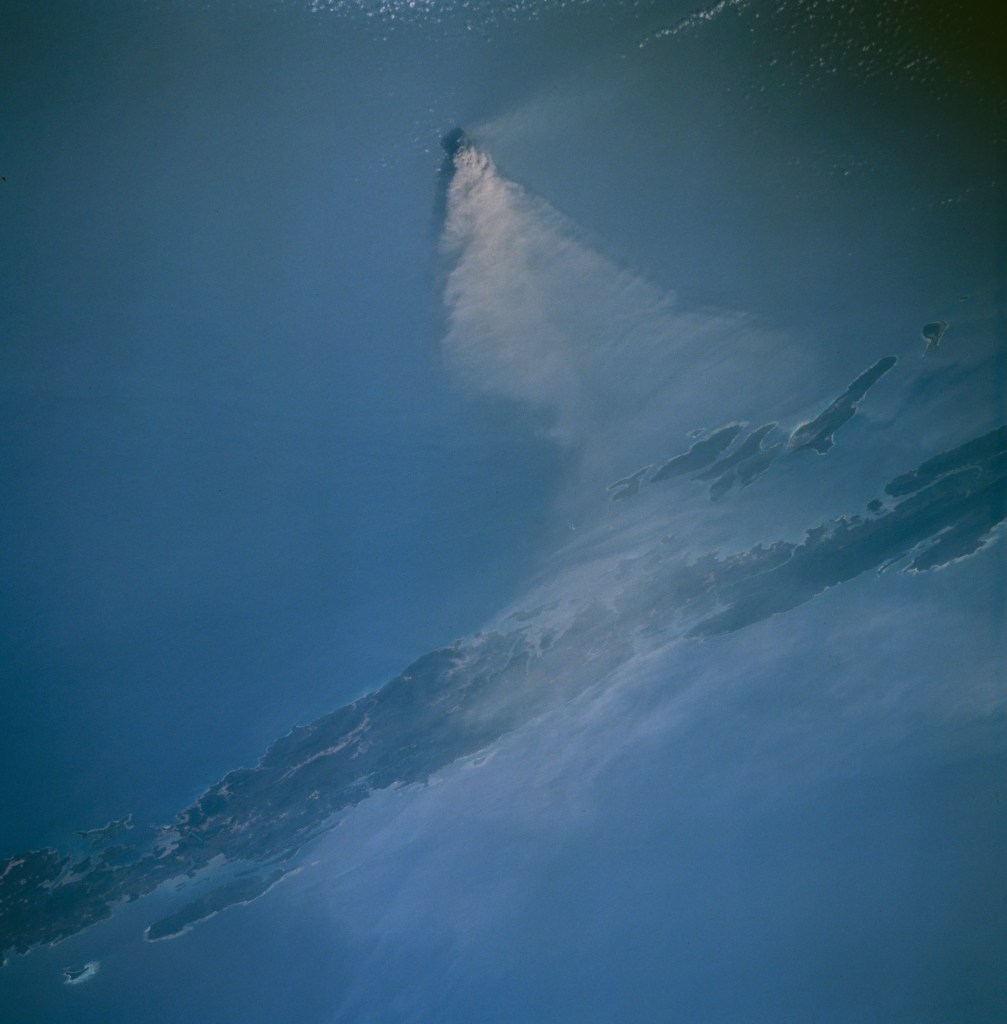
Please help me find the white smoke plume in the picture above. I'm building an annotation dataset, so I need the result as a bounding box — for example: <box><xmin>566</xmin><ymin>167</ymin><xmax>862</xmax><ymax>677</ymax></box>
<box><xmin>438</xmin><ymin>139</ymin><xmax>802</xmax><ymax>481</ymax></box>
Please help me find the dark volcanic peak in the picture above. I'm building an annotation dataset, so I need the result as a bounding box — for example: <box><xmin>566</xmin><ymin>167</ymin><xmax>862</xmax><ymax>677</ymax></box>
<box><xmin>441</xmin><ymin>127</ymin><xmax>469</xmax><ymax>156</ymax></box>
<box><xmin>434</xmin><ymin>127</ymin><xmax>473</xmax><ymax>227</ymax></box>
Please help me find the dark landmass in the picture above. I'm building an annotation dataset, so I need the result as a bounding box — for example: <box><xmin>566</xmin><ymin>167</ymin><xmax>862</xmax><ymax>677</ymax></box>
<box><xmin>607</xmin><ymin>466</ymin><xmax>651</xmax><ymax>501</ymax></box>
<box><xmin>0</xmin><ymin>604</ymin><xmax>635</xmax><ymax>962</ymax></box>
<box><xmin>62</xmin><ymin>960</ymin><xmax>99</xmax><ymax>985</ymax></box>
<box><xmin>689</xmin><ymin>424</ymin><xmax>1007</xmax><ymax>636</ymax></box>
<box><xmin>789</xmin><ymin>356</ymin><xmax>897</xmax><ymax>454</ymax></box>
<box><xmin>885</xmin><ymin>426</ymin><xmax>1007</xmax><ymax>497</ymax></box>
<box><xmin>701</xmin><ymin>424</ymin><xmax>780</xmax><ymax>501</ymax></box>
<box><xmin>610</xmin><ymin>358</ymin><xmax>899</xmax><ymax>506</ymax></box>
<box><xmin>75</xmin><ymin>814</ymin><xmax>133</xmax><ymax>848</ymax></box>
<box><xmin>709</xmin><ymin>470</ymin><xmax>737</xmax><ymax>502</ymax></box>
<box><xmin>922</xmin><ymin>319</ymin><xmax>948</xmax><ymax>354</ymax></box>
<box><xmin>145</xmin><ymin>869</ymin><xmax>292</xmax><ymax>941</ymax></box>
<box><xmin>736</xmin><ymin>443</ymin><xmax>783</xmax><ymax>486</ymax></box>
<box><xmin>706</xmin><ymin>443</ymin><xmax>784</xmax><ymax>501</ymax></box>
<box><xmin>2</xmin><ymin>422</ymin><xmax>1004</xmax><ymax>965</ymax></box>
<box><xmin>98</xmin><ymin>844</ymin><xmax>136</xmax><ymax>866</ymax></box>
<box><xmin>695</xmin><ymin>423</ymin><xmax>777</xmax><ymax>481</ymax></box>
<box><xmin>651</xmin><ymin>424</ymin><xmax>745</xmax><ymax>482</ymax></box>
